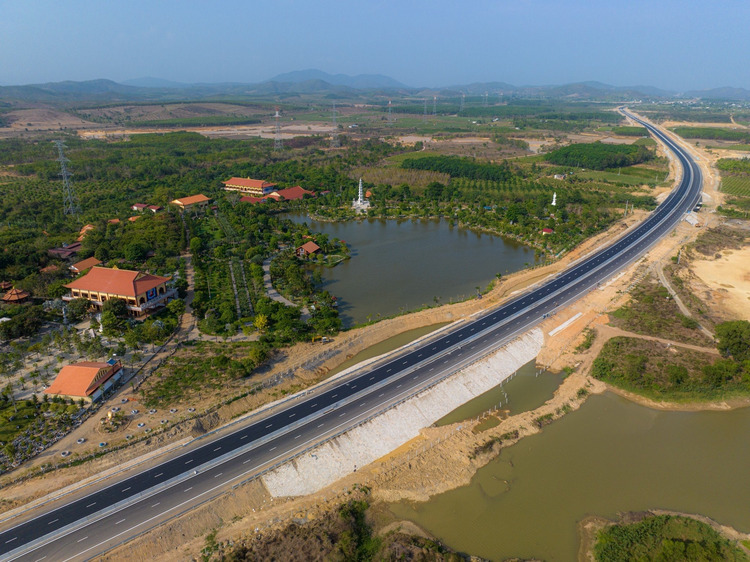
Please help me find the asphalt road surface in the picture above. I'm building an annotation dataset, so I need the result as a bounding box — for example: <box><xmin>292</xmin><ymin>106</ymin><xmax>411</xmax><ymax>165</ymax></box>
<box><xmin>0</xmin><ymin>109</ymin><xmax>703</xmax><ymax>561</ymax></box>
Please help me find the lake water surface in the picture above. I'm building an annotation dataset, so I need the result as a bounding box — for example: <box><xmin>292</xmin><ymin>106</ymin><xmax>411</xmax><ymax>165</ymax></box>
<box><xmin>390</xmin><ymin>392</ymin><xmax>750</xmax><ymax>560</ymax></box>
<box><xmin>285</xmin><ymin>214</ymin><xmax>537</xmax><ymax>327</ymax></box>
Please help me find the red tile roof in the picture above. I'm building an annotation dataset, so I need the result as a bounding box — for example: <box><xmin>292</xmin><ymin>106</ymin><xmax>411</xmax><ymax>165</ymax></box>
<box><xmin>223</xmin><ymin>178</ymin><xmax>276</xmax><ymax>189</ymax></box>
<box><xmin>131</xmin><ymin>203</ymin><xmax>148</xmax><ymax>210</ymax></box>
<box><xmin>172</xmin><ymin>194</ymin><xmax>210</xmax><ymax>207</ymax></box>
<box><xmin>107</xmin><ymin>218</ymin><xmax>121</xmax><ymax>224</ymax></box>
<box><xmin>45</xmin><ymin>361</ymin><xmax>121</xmax><ymax>398</ymax></box>
<box><xmin>239</xmin><ymin>196</ymin><xmax>269</xmax><ymax>204</ymax></box>
<box><xmin>274</xmin><ymin>186</ymin><xmax>315</xmax><ymax>201</ymax></box>
<box><xmin>297</xmin><ymin>241</ymin><xmax>321</xmax><ymax>254</ymax></box>
<box><xmin>65</xmin><ymin>267</ymin><xmax>169</xmax><ymax>298</ymax></box>
<box><xmin>70</xmin><ymin>257</ymin><xmax>102</xmax><ymax>273</ymax></box>
<box><xmin>2</xmin><ymin>288</ymin><xmax>30</xmax><ymax>302</ymax></box>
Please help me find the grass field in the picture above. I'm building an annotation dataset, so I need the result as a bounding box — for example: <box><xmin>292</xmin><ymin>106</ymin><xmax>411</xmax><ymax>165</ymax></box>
<box><xmin>579</xmin><ymin>165</ymin><xmax>667</xmax><ymax>186</ymax></box>
<box><xmin>709</xmin><ymin>144</ymin><xmax>750</xmax><ymax>151</ymax></box>
<box><xmin>721</xmin><ymin>176</ymin><xmax>750</xmax><ymax>197</ymax></box>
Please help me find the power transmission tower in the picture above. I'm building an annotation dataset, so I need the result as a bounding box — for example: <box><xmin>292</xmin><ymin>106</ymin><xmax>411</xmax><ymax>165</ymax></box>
<box><xmin>387</xmin><ymin>100</ymin><xmax>393</xmax><ymax>124</ymax></box>
<box><xmin>432</xmin><ymin>96</ymin><xmax>437</xmax><ymax>116</ymax></box>
<box><xmin>460</xmin><ymin>92</ymin><xmax>465</xmax><ymax>112</ymax></box>
<box><xmin>483</xmin><ymin>92</ymin><xmax>488</xmax><ymax>107</ymax></box>
<box><xmin>54</xmin><ymin>140</ymin><xmax>81</xmax><ymax>217</ymax></box>
<box><xmin>331</xmin><ymin>102</ymin><xmax>340</xmax><ymax>148</ymax></box>
<box><xmin>423</xmin><ymin>98</ymin><xmax>427</xmax><ymax>121</ymax></box>
<box><xmin>274</xmin><ymin>108</ymin><xmax>282</xmax><ymax>150</ymax></box>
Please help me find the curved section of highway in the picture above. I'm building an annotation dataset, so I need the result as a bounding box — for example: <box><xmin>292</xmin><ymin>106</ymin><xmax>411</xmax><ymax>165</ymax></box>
<box><xmin>0</xmin><ymin>110</ymin><xmax>702</xmax><ymax>561</ymax></box>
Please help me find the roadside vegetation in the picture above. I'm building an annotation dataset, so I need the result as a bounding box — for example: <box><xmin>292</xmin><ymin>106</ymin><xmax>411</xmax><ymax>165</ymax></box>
<box><xmin>211</xmin><ymin>488</ymin><xmax>463</xmax><ymax>561</ymax></box>
<box><xmin>593</xmin><ymin>319</ymin><xmax>750</xmax><ymax>402</ymax></box>
<box><xmin>608</xmin><ymin>277</ymin><xmax>711</xmax><ymax>346</ymax></box>
<box><xmin>594</xmin><ymin>514</ymin><xmax>748</xmax><ymax>562</ymax></box>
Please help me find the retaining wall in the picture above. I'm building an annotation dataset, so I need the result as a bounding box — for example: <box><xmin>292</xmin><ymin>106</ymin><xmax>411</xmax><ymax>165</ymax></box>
<box><xmin>262</xmin><ymin>328</ymin><xmax>543</xmax><ymax>497</ymax></box>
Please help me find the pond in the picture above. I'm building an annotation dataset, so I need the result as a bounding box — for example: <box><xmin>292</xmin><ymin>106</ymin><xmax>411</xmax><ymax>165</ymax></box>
<box><xmin>285</xmin><ymin>214</ymin><xmax>538</xmax><ymax>327</ymax></box>
<box><xmin>390</xmin><ymin>392</ymin><xmax>750</xmax><ymax>561</ymax></box>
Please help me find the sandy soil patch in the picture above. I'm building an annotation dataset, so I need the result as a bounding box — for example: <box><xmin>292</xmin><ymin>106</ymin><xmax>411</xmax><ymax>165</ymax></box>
<box><xmin>691</xmin><ymin>246</ymin><xmax>750</xmax><ymax>319</ymax></box>
<box><xmin>3</xmin><ymin>108</ymin><xmax>99</xmax><ymax>131</ymax></box>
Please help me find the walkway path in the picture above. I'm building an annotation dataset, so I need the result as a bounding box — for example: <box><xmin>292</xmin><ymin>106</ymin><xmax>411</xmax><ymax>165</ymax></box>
<box><xmin>262</xmin><ymin>258</ymin><xmax>310</xmax><ymax>321</ymax></box>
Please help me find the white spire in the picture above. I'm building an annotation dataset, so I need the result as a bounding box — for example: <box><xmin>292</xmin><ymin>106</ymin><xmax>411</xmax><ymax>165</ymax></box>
<box><xmin>551</xmin><ymin>192</ymin><xmax>557</xmax><ymax>206</ymax></box>
<box><xmin>358</xmin><ymin>178</ymin><xmax>364</xmax><ymax>204</ymax></box>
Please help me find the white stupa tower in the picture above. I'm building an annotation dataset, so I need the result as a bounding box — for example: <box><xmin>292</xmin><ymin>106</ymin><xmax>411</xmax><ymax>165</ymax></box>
<box><xmin>352</xmin><ymin>178</ymin><xmax>370</xmax><ymax>212</ymax></box>
<box><xmin>551</xmin><ymin>192</ymin><xmax>557</xmax><ymax>206</ymax></box>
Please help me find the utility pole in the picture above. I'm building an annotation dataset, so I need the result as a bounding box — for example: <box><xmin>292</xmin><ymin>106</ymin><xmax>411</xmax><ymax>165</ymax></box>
<box><xmin>274</xmin><ymin>108</ymin><xmax>282</xmax><ymax>151</ymax></box>
<box><xmin>330</xmin><ymin>102</ymin><xmax>339</xmax><ymax>148</ymax></box>
<box><xmin>54</xmin><ymin>140</ymin><xmax>81</xmax><ymax>217</ymax></box>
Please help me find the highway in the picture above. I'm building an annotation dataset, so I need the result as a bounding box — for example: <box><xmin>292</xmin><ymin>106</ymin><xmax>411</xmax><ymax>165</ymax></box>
<box><xmin>0</xmin><ymin>110</ymin><xmax>703</xmax><ymax>561</ymax></box>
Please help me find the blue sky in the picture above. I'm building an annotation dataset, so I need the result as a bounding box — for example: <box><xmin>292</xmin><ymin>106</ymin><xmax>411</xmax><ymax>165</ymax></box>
<box><xmin>0</xmin><ymin>0</ymin><xmax>747</xmax><ymax>90</ymax></box>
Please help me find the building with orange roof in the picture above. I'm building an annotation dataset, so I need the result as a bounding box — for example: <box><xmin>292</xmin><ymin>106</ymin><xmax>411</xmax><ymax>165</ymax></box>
<box><xmin>107</xmin><ymin>218</ymin><xmax>121</xmax><ymax>225</ymax></box>
<box><xmin>2</xmin><ymin>288</ymin><xmax>30</xmax><ymax>303</ymax></box>
<box><xmin>274</xmin><ymin>186</ymin><xmax>315</xmax><ymax>201</ymax></box>
<box><xmin>222</xmin><ymin>177</ymin><xmax>277</xmax><ymax>197</ymax></box>
<box><xmin>171</xmin><ymin>194</ymin><xmax>210</xmax><ymax>211</ymax></box>
<box><xmin>239</xmin><ymin>195</ymin><xmax>270</xmax><ymax>205</ymax></box>
<box><xmin>69</xmin><ymin>256</ymin><xmax>102</xmax><ymax>275</ymax></box>
<box><xmin>64</xmin><ymin>267</ymin><xmax>174</xmax><ymax>317</ymax></box>
<box><xmin>77</xmin><ymin>224</ymin><xmax>96</xmax><ymax>241</ymax></box>
<box><xmin>295</xmin><ymin>241</ymin><xmax>321</xmax><ymax>258</ymax></box>
<box><xmin>44</xmin><ymin>360</ymin><xmax>123</xmax><ymax>403</ymax></box>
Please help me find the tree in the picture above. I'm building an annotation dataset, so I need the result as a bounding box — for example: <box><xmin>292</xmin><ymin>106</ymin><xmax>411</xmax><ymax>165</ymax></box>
<box><xmin>254</xmin><ymin>314</ymin><xmax>269</xmax><ymax>333</ymax></box>
<box><xmin>715</xmin><ymin>320</ymin><xmax>750</xmax><ymax>362</ymax></box>
<box><xmin>102</xmin><ymin>298</ymin><xmax>129</xmax><ymax>319</ymax></box>
<box><xmin>167</xmin><ymin>298</ymin><xmax>186</xmax><ymax>317</ymax></box>
<box><xmin>66</xmin><ymin>298</ymin><xmax>91</xmax><ymax>322</ymax></box>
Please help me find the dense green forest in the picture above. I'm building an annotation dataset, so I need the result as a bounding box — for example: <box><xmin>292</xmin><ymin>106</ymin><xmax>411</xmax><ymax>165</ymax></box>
<box><xmin>401</xmin><ymin>155</ymin><xmax>514</xmax><ymax>182</ymax></box>
<box><xmin>671</xmin><ymin>126</ymin><xmax>750</xmax><ymax>142</ymax></box>
<box><xmin>545</xmin><ymin>141</ymin><xmax>654</xmax><ymax>170</ymax></box>
<box><xmin>594</xmin><ymin>515</ymin><xmax>748</xmax><ymax>562</ymax></box>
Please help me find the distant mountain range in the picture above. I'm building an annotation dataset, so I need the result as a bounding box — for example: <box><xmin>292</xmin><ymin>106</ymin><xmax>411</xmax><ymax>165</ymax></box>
<box><xmin>3</xmin><ymin>71</ymin><xmax>750</xmax><ymax>104</ymax></box>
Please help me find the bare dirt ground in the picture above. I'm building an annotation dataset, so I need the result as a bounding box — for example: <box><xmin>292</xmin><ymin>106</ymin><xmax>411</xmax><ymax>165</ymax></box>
<box><xmin>691</xmin><ymin>246</ymin><xmax>750</xmax><ymax>320</ymax></box>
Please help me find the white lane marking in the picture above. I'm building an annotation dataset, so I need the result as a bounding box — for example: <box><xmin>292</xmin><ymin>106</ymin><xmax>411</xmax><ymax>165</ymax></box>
<box><xmin>213</xmin><ymin>447</ymin><xmax>221</xmax><ymax>452</ymax></box>
<box><xmin>154</xmin><ymin>473</ymin><xmax>163</xmax><ymax>478</ymax></box>
<box><xmin>396</xmin><ymin>384</ymin><xmax>402</xmax><ymax>388</ymax></box>
<box><xmin>48</xmin><ymin>519</ymin><xmax>59</xmax><ymax>525</ymax></box>
<box><xmin>151</xmin><ymin>503</ymin><xmax>160</xmax><ymax>508</ymax></box>
<box><xmin>184</xmin><ymin>487</ymin><xmax>192</xmax><ymax>492</ymax></box>
<box><xmin>185</xmin><ymin>459</ymin><xmax>193</xmax><ymax>464</ymax></box>
<box><xmin>86</xmin><ymin>502</ymin><xmax>96</xmax><ymax>508</ymax></box>
<box><xmin>5</xmin><ymin>537</ymin><xmax>17</xmax><ymax>543</ymax></box>
<box><xmin>77</xmin><ymin>536</ymin><xmax>88</xmax><ymax>543</ymax></box>
<box><xmin>270</xmin><ymin>446</ymin><xmax>276</xmax><ymax>451</ymax></box>
<box><xmin>332</xmin><ymin>394</ymin><xmax>338</xmax><ymax>398</ymax></box>
<box><xmin>265</xmin><ymin>424</ymin><xmax>273</xmax><ymax>428</ymax></box>
<box><xmin>359</xmin><ymin>403</ymin><xmax>365</xmax><ymax>407</ymax></box>
<box><xmin>378</xmin><ymin>393</ymin><xmax>384</xmax><ymax>397</ymax></box>
<box><xmin>317</xmin><ymin>423</ymin><xmax>324</xmax><ymax>428</ymax></box>
<box><xmin>339</xmin><ymin>412</ymin><xmax>346</xmax><ymax>417</ymax></box>
<box><xmin>121</xmin><ymin>487</ymin><xmax>131</xmax><ymax>493</ymax></box>
<box><xmin>214</xmin><ymin>472</ymin><xmax>223</xmax><ymax>478</ymax></box>
<box><xmin>34</xmin><ymin>556</ymin><xmax>46</xmax><ymax>561</ymax></box>
<box><xmin>240</xmin><ymin>434</ymin><xmax>248</xmax><ymax>439</ymax></box>
<box><xmin>289</xmin><ymin>413</ymin><xmax>295</xmax><ymax>418</ymax></box>
<box><xmin>294</xmin><ymin>435</ymin><xmax>301</xmax><ymax>439</ymax></box>
<box><xmin>115</xmin><ymin>519</ymin><xmax>125</xmax><ymax>525</ymax></box>
<box><xmin>311</xmin><ymin>403</ymin><xmax>317</xmax><ymax>407</ymax></box>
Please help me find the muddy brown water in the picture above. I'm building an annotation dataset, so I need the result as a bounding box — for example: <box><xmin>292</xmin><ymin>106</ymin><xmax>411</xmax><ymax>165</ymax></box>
<box><xmin>390</xmin><ymin>392</ymin><xmax>750</xmax><ymax>561</ymax></box>
<box><xmin>285</xmin><ymin>214</ymin><xmax>538</xmax><ymax>327</ymax></box>
<box><xmin>436</xmin><ymin>360</ymin><xmax>562</xmax><ymax>426</ymax></box>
